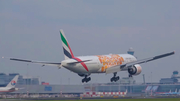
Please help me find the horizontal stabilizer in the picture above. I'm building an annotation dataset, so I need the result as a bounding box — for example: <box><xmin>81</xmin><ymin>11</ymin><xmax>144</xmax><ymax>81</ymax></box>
<box><xmin>67</xmin><ymin>60</ymin><xmax>92</xmax><ymax>64</ymax></box>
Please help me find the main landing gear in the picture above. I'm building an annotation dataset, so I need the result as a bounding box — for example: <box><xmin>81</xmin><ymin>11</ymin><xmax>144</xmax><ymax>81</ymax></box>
<box><xmin>110</xmin><ymin>72</ymin><xmax>119</xmax><ymax>82</ymax></box>
<box><xmin>82</xmin><ymin>75</ymin><xmax>91</xmax><ymax>83</ymax></box>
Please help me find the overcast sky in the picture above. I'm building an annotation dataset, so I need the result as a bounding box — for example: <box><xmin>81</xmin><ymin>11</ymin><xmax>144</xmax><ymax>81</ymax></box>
<box><xmin>0</xmin><ymin>0</ymin><xmax>180</xmax><ymax>85</ymax></box>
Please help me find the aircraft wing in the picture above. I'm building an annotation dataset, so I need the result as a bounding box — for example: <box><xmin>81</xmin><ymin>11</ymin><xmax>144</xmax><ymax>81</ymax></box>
<box><xmin>7</xmin><ymin>58</ymin><xmax>61</xmax><ymax>67</ymax></box>
<box><xmin>106</xmin><ymin>51</ymin><xmax>175</xmax><ymax>74</ymax></box>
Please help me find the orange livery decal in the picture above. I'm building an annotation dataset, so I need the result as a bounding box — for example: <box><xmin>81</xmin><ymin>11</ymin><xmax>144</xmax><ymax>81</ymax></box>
<box><xmin>97</xmin><ymin>54</ymin><xmax>124</xmax><ymax>72</ymax></box>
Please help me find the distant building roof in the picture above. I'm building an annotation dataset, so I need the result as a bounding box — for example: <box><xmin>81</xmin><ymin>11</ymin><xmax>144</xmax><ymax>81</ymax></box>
<box><xmin>127</xmin><ymin>48</ymin><xmax>134</xmax><ymax>55</ymax></box>
<box><xmin>9</xmin><ymin>73</ymin><xmax>19</xmax><ymax>76</ymax></box>
<box><xmin>173</xmin><ymin>71</ymin><xmax>178</xmax><ymax>75</ymax></box>
<box><xmin>0</xmin><ymin>73</ymin><xmax>6</xmax><ymax>75</ymax></box>
<box><xmin>160</xmin><ymin>78</ymin><xmax>178</xmax><ymax>84</ymax></box>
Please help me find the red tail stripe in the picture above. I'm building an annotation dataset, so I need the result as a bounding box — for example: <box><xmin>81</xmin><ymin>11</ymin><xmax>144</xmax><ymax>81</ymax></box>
<box><xmin>67</xmin><ymin>43</ymin><xmax>74</xmax><ymax>58</ymax></box>
<box><xmin>73</xmin><ymin>57</ymin><xmax>89</xmax><ymax>71</ymax></box>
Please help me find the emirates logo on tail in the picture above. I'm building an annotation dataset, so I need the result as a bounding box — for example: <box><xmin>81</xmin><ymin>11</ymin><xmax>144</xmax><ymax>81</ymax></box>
<box><xmin>11</xmin><ymin>80</ymin><xmax>16</xmax><ymax>86</ymax></box>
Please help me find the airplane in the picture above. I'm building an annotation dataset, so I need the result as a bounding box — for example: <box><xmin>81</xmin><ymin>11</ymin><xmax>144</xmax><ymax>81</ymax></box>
<box><xmin>5</xmin><ymin>30</ymin><xmax>175</xmax><ymax>83</ymax></box>
<box><xmin>157</xmin><ymin>89</ymin><xmax>172</xmax><ymax>95</ymax></box>
<box><xmin>167</xmin><ymin>89</ymin><xmax>180</xmax><ymax>95</ymax></box>
<box><xmin>0</xmin><ymin>75</ymin><xmax>19</xmax><ymax>93</ymax></box>
<box><xmin>158</xmin><ymin>89</ymin><xmax>180</xmax><ymax>95</ymax></box>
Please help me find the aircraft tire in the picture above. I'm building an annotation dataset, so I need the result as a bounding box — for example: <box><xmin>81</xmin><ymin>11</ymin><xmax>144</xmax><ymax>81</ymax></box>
<box><xmin>111</xmin><ymin>78</ymin><xmax>113</xmax><ymax>82</ymax></box>
<box><xmin>88</xmin><ymin>77</ymin><xmax>91</xmax><ymax>82</ymax></box>
<box><xmin>117</xmin><ymin>76</ymin><xmax>119</xmax><ymax>80</ymax></box>
<box><xmin>82</xmin><ymin>78</ymin><xmax>85</xmax><ymax>83</ymax></box>
<box><xmin>111</xmin><ymin>77</ymin><xmax>115</xmax><ymax>82</ymax></box>
<box><xmin>85</xmin><ymin>77</ymin><xmax>89</xmax><ymax>83</ymax></box>
<box><xmin>114</xmin><ymin>77</ymin><xmax>117</xmax><ymax>82</ymax></box>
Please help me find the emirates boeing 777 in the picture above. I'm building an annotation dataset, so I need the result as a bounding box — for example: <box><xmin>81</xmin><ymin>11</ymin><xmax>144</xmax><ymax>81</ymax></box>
<box><xmin>6</xmin><ymin>30</ymin><xmax>175</xmax><ymax>83</ymax></box>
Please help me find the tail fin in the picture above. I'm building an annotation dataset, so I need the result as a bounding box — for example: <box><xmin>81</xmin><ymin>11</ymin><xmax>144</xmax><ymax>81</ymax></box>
<box><xmin>60</xmin><ymin>30</ymin><xmax>74</xmax><ymax>60</ymax></box>
<box><xmin>175</xmin><ymin>89</ymin><xmax>177</xmax><ymax>92</ymax></box>
<box><xmin>125</xmin><ymin>89</ymin><xmax>128</xmax><ymax>93</ymax></box>
<box><xmin>6</xmin><ymin>75</ymin><xmax>19</xmax><ymax>88</ymax></box>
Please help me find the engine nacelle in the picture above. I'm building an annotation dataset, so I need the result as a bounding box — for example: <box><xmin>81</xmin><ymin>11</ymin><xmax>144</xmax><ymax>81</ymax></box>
<box><xmin>128</xmin><ymin>64</ymin><xmax>142</xmax><ymax>75</ymax></box>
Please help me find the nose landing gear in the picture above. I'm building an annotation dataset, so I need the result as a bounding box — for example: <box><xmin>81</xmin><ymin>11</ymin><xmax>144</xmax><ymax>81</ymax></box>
<box><xmin>82</xmin><ymin>75</ymin><xmax>91</xmax><ymax>83</ymax></box>
<box><xmin>110</xmin><ymin>72</ymin><xmax>120</xmax><ymax>82</ymax></box>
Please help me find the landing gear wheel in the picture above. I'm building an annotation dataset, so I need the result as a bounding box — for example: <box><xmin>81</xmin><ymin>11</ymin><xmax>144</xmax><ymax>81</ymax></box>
<box><xmin>82</xmin><ymin>78</ymin><xmax>85</xmax><ymax>83</ymax></box>
<box><xmin>129</xmin><ymin>74</ymin><xmax>132</xmax><ymax>78</ymax></box>
<box><xmin>114</xmin><ymin>77</ymin><xmax>117</xmax><ymax>82</ymax></box>
<box><xmin>88</xmin><ymin>77</ymin><xmax>91</xmax><ymax>81</ymax></box>
<box><xmin>110</xmin><ymin>76</ymin><xmax>120</xmax><ymax>82</ymax></box>
<box><xmin>114</xmin><ymin>76</ymin><xmax>119</xmax><ymax>82</ymax></box>
<box><xmin>82</xmin><ymin>76</ymin><xmax>91</xmax><ymax>83</ymax></box>
<box><xmin>117</xmin><ymin>76</ymin><xmax>119</xmax><ymax>80</ymax></box>
<box><xmin>85</xmin><ymin>77</ymin><xmax>91</xmax><ymax>82</ymax></box>
<box><xmin>111</xmin><ymin>78</ymin><xmax>114</xmax><ymax>82</ymax></box>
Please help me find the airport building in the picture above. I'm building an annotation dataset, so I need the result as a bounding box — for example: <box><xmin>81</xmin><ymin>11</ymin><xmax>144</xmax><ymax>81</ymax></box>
<box><xmin>0</xmin><ymin>73</ymin><xmax>39</xmax><ymax>87</ymax></box>
<box><xmin>11</xmin><ymin>81</ymin><xmax>180</xmax><ymax>95</ymax></box>
<box><xmin>159</xmin><ymin>71</ymin><xmax>180</xmax><ymax>84</ymax></box>
<box><xmin>0</xmin><ymin>70</ymin><xmax>180</xmax><ymax>95</ymax></box>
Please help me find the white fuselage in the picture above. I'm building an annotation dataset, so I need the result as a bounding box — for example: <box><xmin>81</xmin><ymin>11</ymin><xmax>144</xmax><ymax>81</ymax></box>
<box><xmin>0</xmin><ymin>87</ymin><xmax>17</xmax><ymax>93</ymax></box>
<box><xmin>61</xmin><ymin>54</ymin><xmax>137</xmax><ymax>74</ymax></box>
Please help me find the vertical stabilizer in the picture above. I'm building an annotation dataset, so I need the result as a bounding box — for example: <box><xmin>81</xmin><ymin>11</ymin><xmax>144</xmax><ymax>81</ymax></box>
<box><xmin>125</xmin><ymin>89</ymin><xmax>128</xmax><ymax>93</ymax></box>
<box><xmin>175</xmin><ymin>89</ymin><xmax>177</xmax><ymax>92</ymax></box>
<box><xmin>60</xmin><ymin>29</ymin><xmax>74</xmax><ymax>60</ymax></box>
<box><xmin>6</xmin><ymin>75</ymin><xmax>19</xmax><ymax>88</ymax></box>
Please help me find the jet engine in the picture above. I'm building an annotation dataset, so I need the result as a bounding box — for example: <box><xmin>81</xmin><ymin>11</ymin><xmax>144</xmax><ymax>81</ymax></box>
<box><xmin>128</xmin><ymin>64</ymin><xmax>142</xmax><ymax>75</ymax></box>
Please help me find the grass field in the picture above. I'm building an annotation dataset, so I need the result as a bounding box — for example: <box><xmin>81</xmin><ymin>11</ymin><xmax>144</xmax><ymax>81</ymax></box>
<box><xmin>76</xmin><ymin>98</ymin><xmax>180</xmax><ymax>101</ymax></box>
<box><xmin>11</xmin><ymin>98</ymin><xmax>179</xmax><ymax>101</ymax></box>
